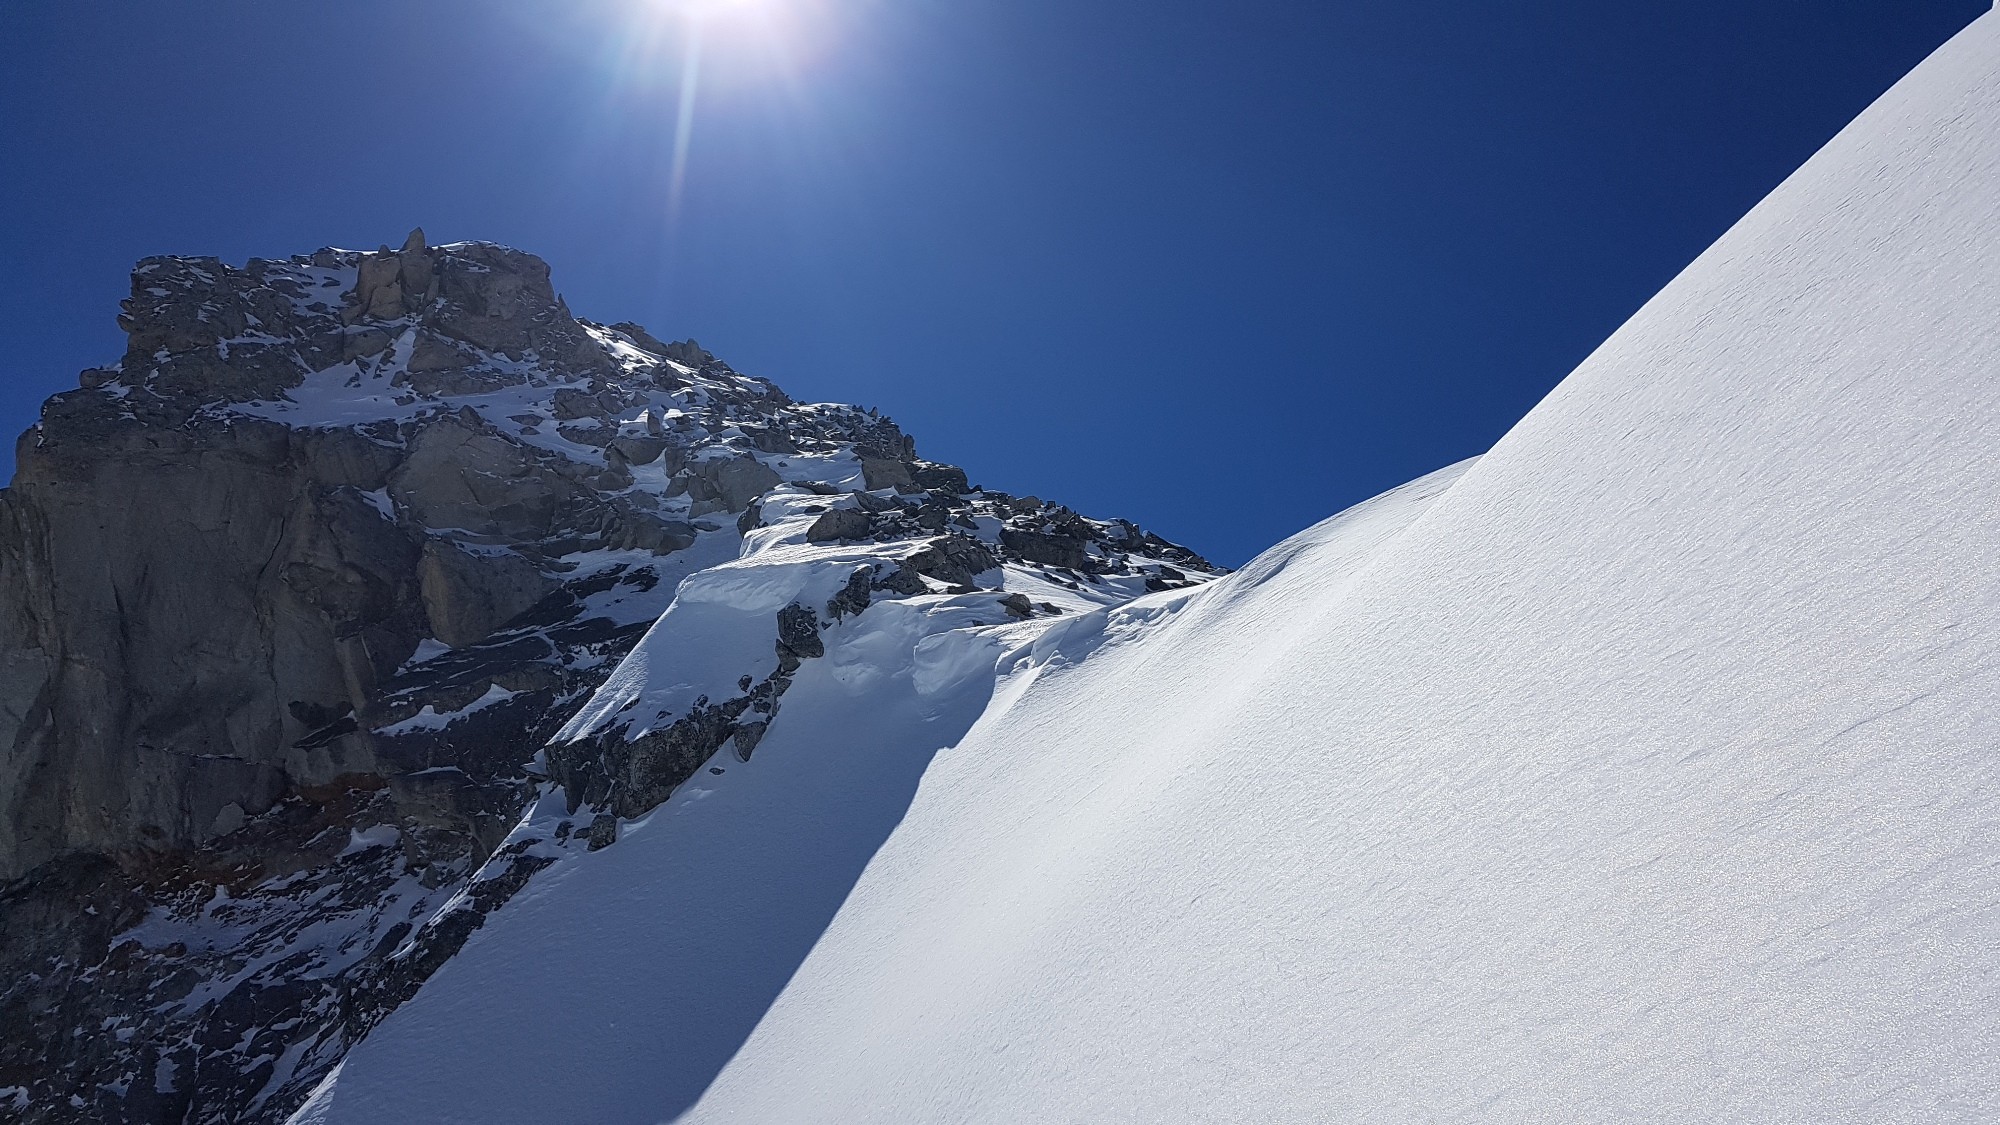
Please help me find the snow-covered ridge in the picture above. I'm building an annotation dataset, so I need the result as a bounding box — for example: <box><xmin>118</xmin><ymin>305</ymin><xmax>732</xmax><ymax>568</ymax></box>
<box><xmin>78</xmin><ymin>225</ymin><xmax>1220</xmax><ymax>779</ymax></box>
<box><xmin>298</xmin><ymin>11</ymin><xmax>2000</xmax><ymax>1123</ymax></box>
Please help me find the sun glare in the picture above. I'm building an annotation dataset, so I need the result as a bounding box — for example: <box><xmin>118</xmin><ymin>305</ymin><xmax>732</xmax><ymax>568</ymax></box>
<box><xmin>615</xmin><ymin>0</ymin><xmax>818</xmax><ymax>227</ymax></box>
<box><xmin>632</xmin><ymin>0</ymin><xmax>820</xmax><ymax>75</ymax></box>
<box><xmin>593</xmin><ymin>0</ymin><xmax>842</xmax><ymax>237</ymax></box>
<box><xmin>660</xmin><ymin>0</ymin><xmax>779</xmax><ymax>32</ymax></box>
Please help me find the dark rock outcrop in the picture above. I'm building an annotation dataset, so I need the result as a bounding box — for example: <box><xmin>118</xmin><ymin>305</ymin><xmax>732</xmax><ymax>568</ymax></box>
<box><xmin>1000</xmin><ymin>528</ymin><xmax>1091</xmax><ymax>570</ymax></box>
<box><xmin>680</xmin><ymin>455</ymin><xmax>782</xmax><ymax>516</ymax></box>
<box><xmin>418</xmin><ymin>541</ymin><xmax>558</xmax><ymax>649</ymax></box>
<box><xmin>806</xmin><ymin>507</ymin><xmax>872</xmax><ymax>543</ymax></box>
<box><xmin>906</xmin><ymin>534</ymin><xmax>1001</xmax><ymax>588</ymax></box>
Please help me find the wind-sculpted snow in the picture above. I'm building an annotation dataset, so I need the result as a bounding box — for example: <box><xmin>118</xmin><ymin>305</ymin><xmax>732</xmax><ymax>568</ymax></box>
<box><xmin>292</xmin><ymin>457</ymin><xmax>1475</xmax><ymax>1125</ymax></box>
<box><xmin>300</xmin><ymin>12</ymin><xmax>2000</xmax><ymax>1123</ymax></box>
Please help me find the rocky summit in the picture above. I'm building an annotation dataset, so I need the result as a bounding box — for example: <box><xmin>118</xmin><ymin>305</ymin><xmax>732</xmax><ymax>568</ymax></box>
<box><xmin>0</xmin><ymin>232</ymin><xmax>1216</xmax><ymax>1123</ymax></box>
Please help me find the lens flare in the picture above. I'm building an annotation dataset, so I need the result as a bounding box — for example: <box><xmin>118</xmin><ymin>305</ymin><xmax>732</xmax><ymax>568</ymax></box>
<box><xmin>626</xmin><ymin>0</ymin><xmax>806</xmax><ymax>224</ymax></box>
<box><xmin>578</xmin><ymin>0</ymin><xmax>844</xmax><ymax>289</ymax></box>
<box><xmin>665</xmin><ymin>20</ymin><xmax>705</xmax><ymax>224</ymax></box>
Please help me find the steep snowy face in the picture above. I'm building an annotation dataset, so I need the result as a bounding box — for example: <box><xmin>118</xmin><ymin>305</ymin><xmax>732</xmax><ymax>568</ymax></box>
<box><xmin>298</xmin><ymin>11</ymin><xmax>2000</xmax><ymax>1125</ymax></box>
<box><xmin>0</xmin><ymin>231</ymin><xmax>1214</xmax><ymax>1122</ymax></box>
<box><xmin>289</xmin><ymin>458</ymin><xmax>1476</xmax><ymax>1125</ymax></box>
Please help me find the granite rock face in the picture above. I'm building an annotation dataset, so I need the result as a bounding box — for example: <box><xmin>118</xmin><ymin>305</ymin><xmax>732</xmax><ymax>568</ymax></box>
<box><xmin>0</xmin><ymin>239</ymin><xmax>628</xmax><ymax>882</ymax></box>
<box><xmin>0</xmin><ymin>233</ymin><xmax>1218</xmax><ymax>1123</ymax></box>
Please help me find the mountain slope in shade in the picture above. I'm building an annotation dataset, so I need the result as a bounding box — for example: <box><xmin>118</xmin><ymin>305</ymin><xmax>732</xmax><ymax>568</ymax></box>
<box><xmin>299</xmin><ymin>12</ymin><xmax>2000</xmax><ymax>1123</ymax></box>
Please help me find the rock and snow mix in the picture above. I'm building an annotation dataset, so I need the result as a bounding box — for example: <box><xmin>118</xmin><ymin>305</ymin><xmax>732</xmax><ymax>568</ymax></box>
<box><xmin>0</xmin><ymin>227</ymin><xmax>1212</xmax><ymax>1118</ymax></box>
<box><xmin>296</xmin><ymin>12</ymin><xmax>2000</xmax><ymax>1124</ymax></box>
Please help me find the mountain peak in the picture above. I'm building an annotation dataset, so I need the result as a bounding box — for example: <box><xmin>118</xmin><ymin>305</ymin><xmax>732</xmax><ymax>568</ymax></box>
<box><xmin>0</xmin><ymin>232</ymin><xmax>1216</xmax><ymax>1120</ymax></box>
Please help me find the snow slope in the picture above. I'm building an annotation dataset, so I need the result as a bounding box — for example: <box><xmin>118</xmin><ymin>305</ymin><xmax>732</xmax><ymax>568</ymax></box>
<box><xmin>299</xmin><ymin>12</ymin><xmax>2000</xmax><ymax>1123</ymax></box>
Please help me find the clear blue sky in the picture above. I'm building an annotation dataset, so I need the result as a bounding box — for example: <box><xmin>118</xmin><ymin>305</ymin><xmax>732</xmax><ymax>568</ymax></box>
<box><xmin>0</xmin><ymin>0</ymin><xmax>1984</xmax><ymax>565</ymax></box>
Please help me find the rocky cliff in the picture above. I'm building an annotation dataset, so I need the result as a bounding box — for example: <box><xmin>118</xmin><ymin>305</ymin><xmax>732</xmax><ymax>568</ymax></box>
<box><xmin>0</xmin><ymin>232</ymin><xmax>1214</xmax><ymax>1122</ymax></box>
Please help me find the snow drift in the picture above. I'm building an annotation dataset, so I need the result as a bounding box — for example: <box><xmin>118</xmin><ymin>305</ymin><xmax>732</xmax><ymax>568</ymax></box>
<box><xmin>298</xmin><ymin>12</ymin><xmax>2000</xmax><ymax>1123</ymax></box>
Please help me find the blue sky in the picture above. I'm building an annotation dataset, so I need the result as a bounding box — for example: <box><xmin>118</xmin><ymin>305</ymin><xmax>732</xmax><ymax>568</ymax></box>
<box><xmin>0</xmin><ymin>0</ymin><xmax>1983</xmax><ymax>565</ymax></box>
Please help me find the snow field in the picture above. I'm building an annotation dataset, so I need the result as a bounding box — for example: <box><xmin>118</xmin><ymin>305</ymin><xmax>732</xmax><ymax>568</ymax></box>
<box><xmin>300</xmin><ymin>13</ymin><xmax>2000</xmax><ymax>1124</ymax></box>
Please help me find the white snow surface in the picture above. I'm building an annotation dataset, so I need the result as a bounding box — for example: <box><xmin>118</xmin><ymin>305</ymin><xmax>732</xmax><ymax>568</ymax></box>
<box><xmin>297</xmin><ymin>15</ymin><xmax>2000</xmax><ymax>1124</ymax></box>
<box><xmin>553</xmin><ymin>493</ymin><xmax>1166</xmax><ymax>747</ymax></box>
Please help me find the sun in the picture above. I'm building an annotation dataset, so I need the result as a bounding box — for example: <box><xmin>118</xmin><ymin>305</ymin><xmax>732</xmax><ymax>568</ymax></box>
<box><xmin>601</xmin><ymin>0</ymin><xmax>840</xmax><ymax>227</ymax></box>
<box><xmin>661</xmin><ymin>0</ymin><xmax>775</xmax><ymax>25</ymax></box>
<box><xmin>646</xmin><ymin>0</ymin><xmax>802</xmax><ymax>62</ymax></box>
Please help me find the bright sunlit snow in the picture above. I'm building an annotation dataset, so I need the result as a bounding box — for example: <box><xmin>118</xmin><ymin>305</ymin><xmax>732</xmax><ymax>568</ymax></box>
<box><xmin>295</xmin><ymin>12</ymin><xmax>2000</xmax><ymax>1124</ymax></box>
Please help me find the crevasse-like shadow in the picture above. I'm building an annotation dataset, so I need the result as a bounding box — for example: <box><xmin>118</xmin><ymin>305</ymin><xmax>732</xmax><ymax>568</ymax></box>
<box><xmin>304</xmin><ymin>644</ymin><xmax>1003</xmax><ymax>1125</ymax></box>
